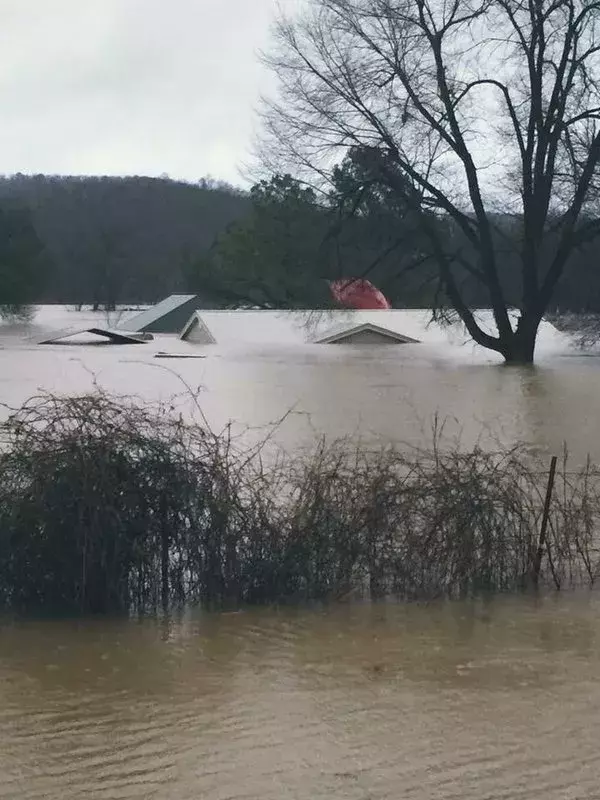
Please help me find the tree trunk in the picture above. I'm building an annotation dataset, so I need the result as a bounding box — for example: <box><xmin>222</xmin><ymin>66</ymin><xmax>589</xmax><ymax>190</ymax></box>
<box><xmin>499</xmin><ymin>314</ymin><xmax>540</xmax><ymax>365</ymax></box>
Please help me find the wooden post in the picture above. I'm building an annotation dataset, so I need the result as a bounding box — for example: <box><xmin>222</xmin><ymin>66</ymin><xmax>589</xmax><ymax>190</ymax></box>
<box><xmin>532</xmin><ymin>455</ymin><xmax>558</xmax><ymax>588</ymax></box>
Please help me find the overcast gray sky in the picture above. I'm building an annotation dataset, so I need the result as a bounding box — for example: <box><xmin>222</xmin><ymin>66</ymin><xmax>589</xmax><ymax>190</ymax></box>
<box><xmin>0</xmin><ymin>0</ymin><xmax>293</xmax><ymax>185</ymax></box>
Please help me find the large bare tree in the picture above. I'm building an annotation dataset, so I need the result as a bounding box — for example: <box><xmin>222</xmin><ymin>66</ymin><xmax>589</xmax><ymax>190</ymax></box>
<box><xmin>260</xmin><ymin>0</ymin><xmax>600</xmax><ymax>362</ymax></box>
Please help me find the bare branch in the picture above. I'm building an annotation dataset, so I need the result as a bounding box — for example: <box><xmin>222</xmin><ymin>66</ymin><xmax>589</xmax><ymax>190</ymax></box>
<box><xmin>258</xmin><ymin>0</ymin><xmax>600</xmax><ymax>362</ymax></box>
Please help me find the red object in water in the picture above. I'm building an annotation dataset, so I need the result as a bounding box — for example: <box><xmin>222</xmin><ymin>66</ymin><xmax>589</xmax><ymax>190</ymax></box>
<box><xmin>329</xmin><ymin>278</ymin><xmax>391</xmax><ymax>310</ymax></box>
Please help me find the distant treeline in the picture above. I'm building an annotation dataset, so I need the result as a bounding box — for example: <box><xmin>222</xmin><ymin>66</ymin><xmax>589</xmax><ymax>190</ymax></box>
<box><xmin>0</xmin><ymin>174</ymin><xmax>249</xmax><ymax>309</ymax></box>
<box><xmin>0</xmin><ymin>171</ymin><xmax>599</xmax><ymax>313</ymax></box>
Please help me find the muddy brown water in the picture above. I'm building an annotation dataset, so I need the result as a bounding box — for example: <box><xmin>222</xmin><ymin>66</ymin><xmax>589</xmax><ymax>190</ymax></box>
<box><xmin>3</xmin><ymin>311</ymin><xmax>600</xmax><ymax>797</ymax></box>
<box><xmin>1</xmin><ymin>596</ymin><xmax>600</xmax><ymax>799</ymax></box>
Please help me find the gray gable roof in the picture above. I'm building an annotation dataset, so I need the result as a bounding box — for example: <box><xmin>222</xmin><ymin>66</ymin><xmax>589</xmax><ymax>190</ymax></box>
<box><xmin>122</xmin><ymin>295</ymin><xmax>200</xmax><ymax>333</ymax></box>
<box><xmin>38</xmin><ymin>327</ymin><xmax>151</xmax><ymax>345</ymax></box>
<box><xmin>314</xmin><ymin>321</ymin><xmax>420</xmax><ymax>344</ymax></box>
<box><xmin>179</xmin><ymin>312</ymin><xmax>217</xmax><ymax>344</ymax></box>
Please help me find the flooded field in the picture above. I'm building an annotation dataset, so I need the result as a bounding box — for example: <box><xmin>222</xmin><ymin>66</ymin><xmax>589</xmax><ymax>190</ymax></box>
<box><xmin>2</xmin><ymin>306</ymin><xmax>600</xmax><ymax>798</ymax></box>
<box><xmin>1</xmin><ymin>305</ymin><xmax>600</xmax><ymax>461</ymax></box>
<box><xmin>1</xmin><ymin>596</ymin><xmax>600</xmax><ymax>799</ymax></box>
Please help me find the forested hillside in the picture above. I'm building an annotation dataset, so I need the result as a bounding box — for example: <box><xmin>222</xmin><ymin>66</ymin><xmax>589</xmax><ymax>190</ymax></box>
<box><xmin>187</xmin><ymin>166</ymin><xmax>600</xmax><ymax>314</ymax></box>
<box><xmin>0</xmin><ymin>170</ymin><xmax>599</xmax><ymax>315</ymax></box>
<box><xmin>0</xmin><ymin>174</ymin><xmax>249</xmax><ymax>307</ymax></box>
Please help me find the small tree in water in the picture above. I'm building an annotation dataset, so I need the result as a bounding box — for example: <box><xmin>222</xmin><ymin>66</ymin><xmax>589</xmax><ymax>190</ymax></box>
<box><xmin>260</xmin><ymin>0</ymin><xmax>600</xmax><ymax>363</ymax></box>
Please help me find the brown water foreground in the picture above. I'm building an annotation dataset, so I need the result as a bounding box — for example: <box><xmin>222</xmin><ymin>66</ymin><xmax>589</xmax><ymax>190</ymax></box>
<box><xmin>1</xmin><ymin>595</ymin><xmax>599</xmax><ymax>799</ymax></box>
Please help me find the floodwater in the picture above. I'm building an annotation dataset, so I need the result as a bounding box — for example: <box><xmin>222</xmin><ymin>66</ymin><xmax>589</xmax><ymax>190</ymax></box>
<box><xmin>3</xmin><ymin>307</ymin><xmax>600</xmax><ymax>797</ymax></box>
<box><xmin>1</xmin><ymin>596</ymin><xmax>600</xmax><ymax>799</ymax></box>
<box><xmin>1</xmin><ymin>306</ymin><xmax>600</xmax><ymax>462</ymax></box>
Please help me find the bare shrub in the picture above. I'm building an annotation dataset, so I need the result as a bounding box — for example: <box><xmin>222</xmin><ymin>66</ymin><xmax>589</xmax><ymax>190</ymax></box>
<box><xmin>547</xmin><ymin>312</ymin><xmax>600</xmax><ymax>350</ymax></box>
<box><xmin>1</xmin><ymin>391</ymin><xmax>600</xmax><ymax>614</ymax></box>
<box><xmin>0</xmin><ymin>304</ymin><xmax>36</xmax><ymax>323</ymax></box>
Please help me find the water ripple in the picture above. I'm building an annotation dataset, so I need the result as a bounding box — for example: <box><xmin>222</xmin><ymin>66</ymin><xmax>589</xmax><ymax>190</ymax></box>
<box><xmin>1</xmin><ymin>597</ymin><xmax>600</xmax><ymax>798</ymax></box>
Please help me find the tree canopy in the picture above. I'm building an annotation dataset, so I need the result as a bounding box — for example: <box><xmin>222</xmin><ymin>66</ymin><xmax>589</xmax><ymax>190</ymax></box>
<box><xmin>187</xmin><ymin>165</ymin><xmax>438</xmax><ymax>308</ymax></box>
<box><xmin>259</xmin><ymin>0</ymin><xmax>600</xmax><ymax>362</ymax></box>
<box><xmin>187</xmin><ymin>174</ymin><xmax>332</xmax><ymax>307</ymax></box>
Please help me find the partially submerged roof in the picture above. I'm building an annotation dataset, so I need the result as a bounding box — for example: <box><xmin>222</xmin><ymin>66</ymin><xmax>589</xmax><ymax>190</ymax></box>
<box><xmin>22</xmin><ymin>306</ymin><xmax>571</xmax><ymax>359</ymax></box>
<box><xmin>179</xmin><ymin>311</ymin><xmax>217</xmax><ymax>344</ymax></box>
<box><xmin>315</xmin><ymin>321</ymin><xmax>420</xmax><ymax>345</ymax></box>
<box><xmin>123</xmin><ymin>294</ymin><xmax>202</xmax><ymax>334</ymax></box>
<box><xmin>39</xmin><ymin>328</ymin><xmax>152</xmax><ymax>345</ymax></box>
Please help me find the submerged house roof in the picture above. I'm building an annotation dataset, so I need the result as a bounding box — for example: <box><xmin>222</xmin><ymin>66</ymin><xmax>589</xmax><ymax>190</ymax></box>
<box><xmin>39</xmin><ymin>327</ymin><xmax>151</xmax><ymax>345</ymax></box>
<box><xmin>314</xmin><ymin>321</ymin><xmax>420</xmax><ymax>345</ymax></box>
<box><xmin>179</xmin><ymin>311</ymin><xmax>217</xmax><ymax>344</ymax></box>
<box><xmin>27</xmin><ymin>307</ymin><xmax>571</xmax><ymax>359</ymax></box>
<box><xmin>172</xmin><ymin>309</ymin><xmax>569</xmax><ymax>356</ymax></box>
<box><xmin>175</xmin><ymin>310</ymin><xmax>440</xmax><ymax>347</ymax></box>
<box><xmin>123</xmin><ymin>294</ymin><xmax>204</xmax><ymax>334</ymax></box>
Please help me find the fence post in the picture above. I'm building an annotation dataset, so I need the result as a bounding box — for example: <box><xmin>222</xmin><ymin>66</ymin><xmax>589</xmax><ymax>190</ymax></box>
<box><xmin>532</xmin><ymin>455</ymin><xmax>558</xmax><ymax>588</ymax></box>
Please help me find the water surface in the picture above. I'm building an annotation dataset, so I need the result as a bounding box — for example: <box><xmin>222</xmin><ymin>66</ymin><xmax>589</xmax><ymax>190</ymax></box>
<box><xmin>2</xmin><ymin>309</ymin><xmax>600</xmax><ymax>796</ymax></box>
<box><xmin>1</xmin><ymin>307</ymin><xmax>600</xmax><ymax>462</ymax></box>
<box><xmin>1</xmin><ymin>596</ymin><xmax>599</xmax><ymax>799</ymax></box>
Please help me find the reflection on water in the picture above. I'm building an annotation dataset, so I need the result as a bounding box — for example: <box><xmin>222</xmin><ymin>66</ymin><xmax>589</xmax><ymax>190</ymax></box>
<box><xmin>1</xmin><ymin>596</ymin><xmax>600</xmax><ymax>798</ymax></box>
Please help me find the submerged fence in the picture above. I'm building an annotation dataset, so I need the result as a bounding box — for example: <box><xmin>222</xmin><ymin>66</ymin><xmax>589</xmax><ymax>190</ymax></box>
<box><xmin>0</xmin><ymin>391</ymin><xmax>599</xmax><ymax>614</ymax></box>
